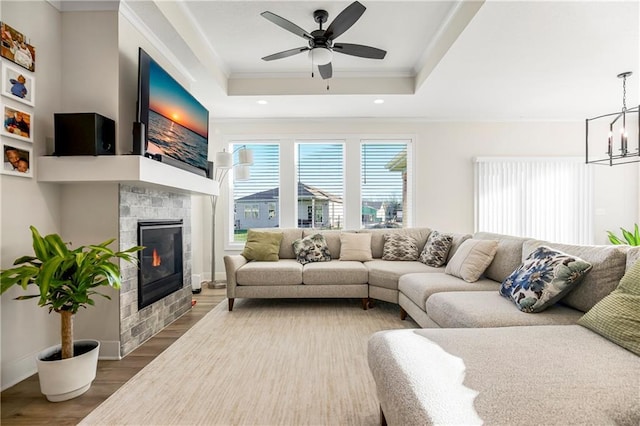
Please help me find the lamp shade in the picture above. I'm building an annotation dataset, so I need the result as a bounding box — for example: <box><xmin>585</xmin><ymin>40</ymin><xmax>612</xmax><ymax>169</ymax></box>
<box><xmin>309</xmin><ymin>48</ymin><xmax>332</xmax><ymax>66</ymax></box>
<box><xmin>235</xmin><ymin>164</ymin><xmax>250</xmax><ymax>181</ymax></box>
<box><xmin>238</xmin><ymin>147</ymin><xmax>254</xmax><ymax>165</ymax></box>
<box><xmin>215</xmin><ymin>151</ymin><xmax>233</xmax><ymax>169</ymax></box>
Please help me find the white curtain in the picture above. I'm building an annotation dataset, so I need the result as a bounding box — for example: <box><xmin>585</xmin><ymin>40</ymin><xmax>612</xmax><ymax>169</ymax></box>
<box><xmin>474</xmin><ymin>157</ymin><xmax>594</xmax><ymax>244</ymax></box>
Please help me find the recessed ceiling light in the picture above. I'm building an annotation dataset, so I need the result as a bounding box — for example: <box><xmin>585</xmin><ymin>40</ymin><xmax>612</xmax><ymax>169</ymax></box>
<box><xmin>373</xmin><ymin>99</ymin><xmax>384</xmax><ymax>104</ymax></box>
<box><xmin>257</xmin><ymin>100</ymin><xmax>268</xmax><ymax>105</ymax></box>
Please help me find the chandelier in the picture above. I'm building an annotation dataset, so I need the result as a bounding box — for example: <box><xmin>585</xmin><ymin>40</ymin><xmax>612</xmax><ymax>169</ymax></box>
<box><xmin>586</xmin><ymin>71</ymin><xmax>639</xmax><ymax>166</ymax></box>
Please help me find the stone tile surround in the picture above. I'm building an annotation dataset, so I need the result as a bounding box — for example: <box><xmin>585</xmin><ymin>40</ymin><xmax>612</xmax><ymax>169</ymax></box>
<box><xmin>118</xmin><ymin>184</ymin><xmax>193</xmax><ymax>356</ymax></box>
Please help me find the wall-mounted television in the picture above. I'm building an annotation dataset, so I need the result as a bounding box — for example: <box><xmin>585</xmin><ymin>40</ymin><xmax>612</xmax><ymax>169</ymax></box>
<box><xmin>137</xmin><ymin>48</ymin><xmax>209</xmax><ymax>176</ymax></box>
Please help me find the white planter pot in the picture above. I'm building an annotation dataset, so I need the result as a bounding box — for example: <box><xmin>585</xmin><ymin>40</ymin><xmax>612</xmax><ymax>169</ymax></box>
<box><xmin>36</xmin><ymin>339</ymin><xmax>100</xmax><ymax>402</ymax></box>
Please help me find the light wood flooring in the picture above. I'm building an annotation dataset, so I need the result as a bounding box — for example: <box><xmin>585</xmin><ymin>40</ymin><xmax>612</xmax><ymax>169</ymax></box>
<box><xmin>1</xmin><ymin>285</ymin><xmax>226</xmax><ymax>426</ymax></box>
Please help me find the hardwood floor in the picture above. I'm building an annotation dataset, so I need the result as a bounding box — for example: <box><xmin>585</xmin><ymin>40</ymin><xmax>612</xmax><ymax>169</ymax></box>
<box><xmin>1</xmin><ymin>285</ymin><xmax>226</xmax><ymax>425</ymax></box>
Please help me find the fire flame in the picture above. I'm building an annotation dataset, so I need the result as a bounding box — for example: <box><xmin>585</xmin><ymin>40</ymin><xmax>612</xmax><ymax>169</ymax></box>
<box><xmin>152</xmin><ymin>248</ymin><xmax>161</xmax><ymax>267</ymax></box>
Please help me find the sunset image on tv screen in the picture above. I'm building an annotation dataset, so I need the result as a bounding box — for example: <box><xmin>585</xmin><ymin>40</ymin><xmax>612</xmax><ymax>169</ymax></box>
<box><xmin>147</xmin><ymin>60</ymin><xmax>209</xmax><ymax>171</ymax></box>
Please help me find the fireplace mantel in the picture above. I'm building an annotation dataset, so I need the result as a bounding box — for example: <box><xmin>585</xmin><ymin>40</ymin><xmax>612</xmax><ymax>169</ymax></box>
<box><xmin>37</xmin><ymin>155</ymin><xmax>218</xmax><ymax>195</ymax></box>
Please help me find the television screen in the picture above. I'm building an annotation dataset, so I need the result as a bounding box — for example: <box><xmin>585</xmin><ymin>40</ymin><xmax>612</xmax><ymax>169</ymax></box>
<box><xmin>137</xmin><ymin>48</ymin><xmax>209</xmax><ymax>175</ymax></box>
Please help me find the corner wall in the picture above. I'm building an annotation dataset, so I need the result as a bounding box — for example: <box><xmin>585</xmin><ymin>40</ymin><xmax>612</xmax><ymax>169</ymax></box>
<box><xmin>1</xmin><ymin>0</ymin><xmax>64</xmax><ymax>390</ymax></box>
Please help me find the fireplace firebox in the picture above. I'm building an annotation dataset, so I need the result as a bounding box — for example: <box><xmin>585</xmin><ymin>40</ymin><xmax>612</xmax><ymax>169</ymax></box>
<box><xmin>137</xmin><ymin>220</ymin><xmax>183</xmax><ymax>310</ymax></box>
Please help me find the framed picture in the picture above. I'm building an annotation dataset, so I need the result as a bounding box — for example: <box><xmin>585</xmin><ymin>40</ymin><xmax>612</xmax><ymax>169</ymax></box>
<box><xmin>1</xmin><ymin>22</ymin><xmax>36</xmax><ymax>72</ymax></box>
<box><xmin>2</xmin><ymin>62</ymin><xmax>35</xmax><ymax>106</ymax></box>
<box><xmin>1</xmin><ymin>140</ymin><xmax>32</xmax><ymax>178</ymax></box>
<box><xmin>1</xmin><ymin>104</ymin><xmax>33</xmax><ymax>143</ymax></box>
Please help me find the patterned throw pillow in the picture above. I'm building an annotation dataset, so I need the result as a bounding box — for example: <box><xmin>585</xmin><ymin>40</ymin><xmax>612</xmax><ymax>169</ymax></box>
<box><xmin>419</xmin><ymin>231</ymin><xmax>453</xmax><ymax>267</ymax></box>
<box><xmin>499</xmin><ymin>246</ymin><xmax>592</xmax><ymax>313</ymax></box>
<box><xmin>381</xmin><ymin>234</ymin><xmax>419</xmax><ymax>261</ymax></box>
<box><xmin>578</xmin><ymin>259</ymin><xmax>640</xmax><ymax>356</ymax></box>
<box><xmin>292</xmin><ymin>233</ymin><xmax>331</xmax><ymax>265</ymax></box>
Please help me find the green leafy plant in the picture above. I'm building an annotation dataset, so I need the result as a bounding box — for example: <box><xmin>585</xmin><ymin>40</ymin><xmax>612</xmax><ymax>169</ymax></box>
<box><xmin>607</xmin><ymin>224</ymin><xmax>640</xmax><ymax>246</ymax></box>
<box><xmin>1</xmin><ymin>226</ymin><xmax>142</xmax><ymax>359</ymax></box>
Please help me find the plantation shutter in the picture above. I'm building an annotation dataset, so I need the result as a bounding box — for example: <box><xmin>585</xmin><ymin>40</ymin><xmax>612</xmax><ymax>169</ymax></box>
<box><xmin>232</xmin><ymin>143</ymin><xmax>280</xmax><ymax>241</ymax></box>
<box><xmin>361</xmin><ymin>141</ymin><xmax>411</xmax><ymax>228</ymax></box>
<box><xmin>296</xmin><ymin>142</ymin><xmax>344</xmax><ymax>229</ymax></box>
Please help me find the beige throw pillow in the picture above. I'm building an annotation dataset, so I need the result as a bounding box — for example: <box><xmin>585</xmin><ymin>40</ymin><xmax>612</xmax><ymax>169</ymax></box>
<box><xmin>339</xmin><ymin>232</ymin><xmax>373</xmax><ymax>261</ymax></box>
<box><xmin>445</xmin><ymin>239</ymin><xmax>498</xmax><ymax>282</ymax></box>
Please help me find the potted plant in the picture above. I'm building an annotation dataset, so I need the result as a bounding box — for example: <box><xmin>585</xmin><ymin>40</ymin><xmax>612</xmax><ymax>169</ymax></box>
<box><xmin>607</xmin><ymin>224</ymin><xmax>640</xmax><ymax>246</ymax></box>
<box><xmin>0</xmin><ymin>226</ymin><xmax>142</xmax><ymax>402</ymax></box>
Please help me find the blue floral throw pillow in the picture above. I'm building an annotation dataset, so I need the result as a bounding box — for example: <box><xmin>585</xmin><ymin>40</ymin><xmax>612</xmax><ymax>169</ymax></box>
<box><xmin>292</xmin><ymin>233</ymin><xmax>331</xmax><ymax>265</ymax></box>
<box><xmin>499</xmin><ymin>246</ymin><xmax>592</xmax><ymax>313</ymax></box>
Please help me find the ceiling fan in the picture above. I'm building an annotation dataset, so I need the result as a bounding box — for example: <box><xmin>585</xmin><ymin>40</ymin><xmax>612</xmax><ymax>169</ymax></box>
<box><xmin>260</xmin><ymin>1</ymin><xmax>387</xmax><ymax>80</ymax></box>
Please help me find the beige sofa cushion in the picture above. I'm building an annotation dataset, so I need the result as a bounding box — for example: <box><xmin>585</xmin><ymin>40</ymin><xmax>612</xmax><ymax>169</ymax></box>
<box><xmin>302</xmin><ymin>260</ymin><xmax>368</xmax><ymax>285</ymax></box>
<box><xmin>523</xmin><ymin>240</ymin><xmax>628</xmax><ymax>312</ymax></box>
<box><xmin>368</xmin><ymin>325</ymin><xmax>640</xmax><ymax>426</ymax></box>
<box><xmin>339</xmin><ymin>232</ymin><xmax>373</xmax><ymax>261</ymax></box>
<box><xmin>445</xmin><ymin>239</ymin><xmax>498</xmax><ymax>282</ymax></box>
<box><xmin>366</xmin><ymin>260</ymin><xmax>441</xmax><ymax>290</ymax></box>
<box><xmin>473</xmin><ymin>232</ymin><xmax>531</xmax><ymax>282</ymax></box>
<box><xmin>359</xmin><ymin>228</ymin><xmax>431</xmax><ymax>259</ymax></box>
<box><xmin>627</xmin><ymin>246</ymin><xmax>640</xmax><ymax>270</ymax></box>
<box><xmin>446</xmin><ymin>232</ymin><xmax>473</xmax><ymax>263</ymax></box>
<box><xmin>398</xmin><ymin>272</ymin><xmax>500</xmax><ymax>309</ymax></box>
<box><xmin>427</xmin><ymin>291</ymin><xmax>583</xmax><ymax>328</ymax></box>
<box><xmin>302</xmin><ymin>229</ymin><xmax>343</xmax><ymax>258</ymax></box>
<box><xmin>236</xmin><ymin>259</ymin><xmax>302</xmax><ymax>286</ymax></box>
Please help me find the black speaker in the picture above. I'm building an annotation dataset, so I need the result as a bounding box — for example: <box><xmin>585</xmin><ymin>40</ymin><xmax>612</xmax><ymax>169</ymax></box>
<box><xmin>206</xmin><ymin>161</ymin><xmax>214</xmax><ymax>179</ymax></box>
<box><xmin>132</xmin><ymin>121</ymin><xmax>145</xmax><ymax>155</ymax></box>
<box><xmin>54</xmin><ymin>113</ymin><xmax>116</xmax><ymax>156</ymax></box>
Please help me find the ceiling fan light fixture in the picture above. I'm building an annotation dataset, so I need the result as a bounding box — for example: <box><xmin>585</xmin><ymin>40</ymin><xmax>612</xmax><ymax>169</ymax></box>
<box><xmin>308</xmin><ymin>47</ymin><xmax>332</xmax><ymax>65</ymax></box>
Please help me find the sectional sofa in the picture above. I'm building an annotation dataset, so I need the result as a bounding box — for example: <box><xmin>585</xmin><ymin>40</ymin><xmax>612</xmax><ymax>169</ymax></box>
<box><xmin>224</xmin><ymin>227</ymin><xmax>640</xmax><ymax>425</ymax></box>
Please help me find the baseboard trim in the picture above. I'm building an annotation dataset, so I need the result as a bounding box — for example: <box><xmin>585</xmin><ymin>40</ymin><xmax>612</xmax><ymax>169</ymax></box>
<box><xmin>98</xmin><ymin>340</ymin><xmax>121</xmax><ymax>360</ymax></box>
<box><xmin>1</xmin><ymin>348</ymin><xmax>39</xmax><ymax>391</ymax></box>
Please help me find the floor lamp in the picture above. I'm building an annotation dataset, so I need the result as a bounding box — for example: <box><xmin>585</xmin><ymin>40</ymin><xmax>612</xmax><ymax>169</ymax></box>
<box><xmin>207</xmin><ymin>146</ymin><xmax>253</xmax><ymax>289</ymax></box>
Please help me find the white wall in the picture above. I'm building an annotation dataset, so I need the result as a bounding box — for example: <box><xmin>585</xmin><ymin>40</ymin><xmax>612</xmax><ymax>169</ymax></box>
<box><xmin>209</xmin><ymin>119</ymin><xmax>639</xmax><ymax>273</ymax></box>
<box><xmin>1</xmin><ymin>0</ymin><xmax>64</xmax><ymax>390</ymax></box>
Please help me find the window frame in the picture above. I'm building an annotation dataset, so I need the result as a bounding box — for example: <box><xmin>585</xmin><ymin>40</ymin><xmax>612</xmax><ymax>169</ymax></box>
<box><xmin>223</xmin><ymin>134</ymin><xmax>415</xmax><ymax>251</ymax></box>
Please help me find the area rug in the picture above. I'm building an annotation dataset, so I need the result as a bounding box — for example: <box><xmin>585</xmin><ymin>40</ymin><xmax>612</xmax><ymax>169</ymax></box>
<box><xmin>80</xmin><ymin>298</ymin><xmax>417</xmax><ymax>425</ymax></box>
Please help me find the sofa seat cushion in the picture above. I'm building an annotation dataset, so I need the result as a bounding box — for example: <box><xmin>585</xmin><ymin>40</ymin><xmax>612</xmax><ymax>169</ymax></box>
<box><xmin>366</xmin><ymin>260</ymin><xmax>438</xmax><ymax>290</ymax></box>
<box><xmin>368</xmin><ymin>325</ymin><xmax>640</xmax><ymax>426</ymax></box>
<box><xmin>302</xmin><ymin>260</ymin><xmax>368</xmax><ymax>285</ymax></box>
<box><xmin>523</xmin><ymin>240</ymin><xmax>628</xmax><ymax>312</ymax></box>
<box><xmin>426</xmin><ymin>291</ymin><xmax>583</xmax><ymax>328</ymax></box>
<box><xmin>398</xmin><ymin>273</ymin><xmax>499</xmax><ymax>310</ymax></box>
<box><xmin>236</xmin><ymin>259</ymin><xmax>302</xmax><ymax>286</ymax></box>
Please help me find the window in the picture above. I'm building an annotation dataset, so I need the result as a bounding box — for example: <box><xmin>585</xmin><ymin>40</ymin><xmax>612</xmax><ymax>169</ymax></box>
<box><xmin>244</xmin><ymin>204</ymin><xmax>259</xmax><ymax>219</ymax></box>
<box><xmin>226</xmin><ymin>136</ymin><xmax>413</xmax><ymax>245</ymax></box>
<box><xmin>361</xmin><ymin>142</ymin><xmax>410</xmax><ymax>228</ymax></box>
<box><xmin>231</xmin><ymin>143</ymin><xmax>279</xmax><ymax>242</ymax></box>
<box><xmin>296</xmin><ymin>142</ymin><xmax>344</xmax><ymax>229</ymax></box>
<box><xmin>474</xmin><ymin>157</ymin><xmax>594</xmax><ymax>244</ymax></box>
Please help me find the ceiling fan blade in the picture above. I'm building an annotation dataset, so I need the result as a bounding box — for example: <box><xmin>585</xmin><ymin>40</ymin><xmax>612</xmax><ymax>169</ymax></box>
<box><xmin>262</xmin><ymin>47</ymin><xmax>309</xmax><ymax>61</ymax></box>
<box><xmin>325</xmin><ymin>1</ymin><xmax>366</xmax><ymax>41</ymax></box>
<box><xmin>318</xmin><ymin>63</ymin><xmax>333</xmax><ymax>80</ymax></box>
<box><xmin>333</xmin><ymin>43</ymin><xmax>386</xmax><ymax>59</ymax></box>
<box><xmin>261</xmin><ymin>11</ymin><xmax>313</xmax><ymax>41</ymax></box>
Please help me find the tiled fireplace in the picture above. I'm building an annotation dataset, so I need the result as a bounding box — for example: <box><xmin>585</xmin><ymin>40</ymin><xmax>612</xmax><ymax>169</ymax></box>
<box><xmin>118</xmin><ymin>185</ymin><xmax>193</xmax><ymax>356</ymax></box>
